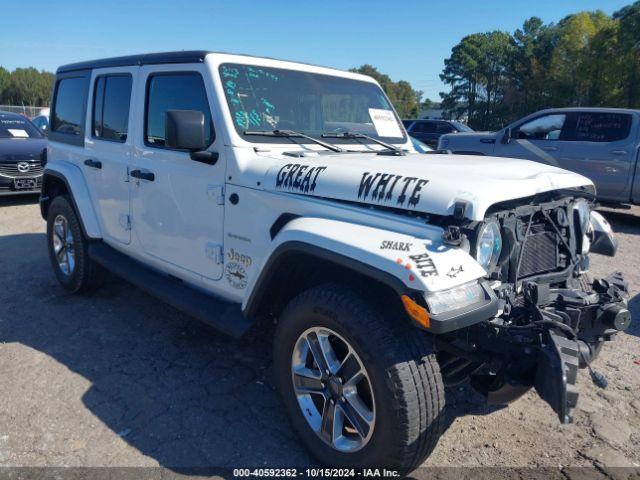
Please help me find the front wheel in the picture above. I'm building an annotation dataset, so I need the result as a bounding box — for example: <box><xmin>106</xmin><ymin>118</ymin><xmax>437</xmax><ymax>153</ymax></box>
<box><xmin>274</xmin><ymin>284</ymin><xmax>445</xmax><ymax>471</ymax></box>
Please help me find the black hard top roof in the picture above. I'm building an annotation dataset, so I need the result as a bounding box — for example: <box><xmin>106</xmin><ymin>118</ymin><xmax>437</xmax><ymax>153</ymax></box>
<box><xmin>57</xmin><ymin>50</ymin><xmax>211</xmax><ymax>73</ymax></box>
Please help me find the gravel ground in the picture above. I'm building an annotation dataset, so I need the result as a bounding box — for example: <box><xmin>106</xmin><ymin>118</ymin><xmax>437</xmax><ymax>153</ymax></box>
<box><xmin>0</xmin><ymin>195</ymin><xmax>638</xmax><ymax>477</ymax></box>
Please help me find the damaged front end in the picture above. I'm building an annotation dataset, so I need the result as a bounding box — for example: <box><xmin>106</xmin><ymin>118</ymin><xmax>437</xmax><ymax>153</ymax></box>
<box><xmin>434</xmin><ymin>193</ymin><xmax>631</xmax><ymax>423</ymax></box>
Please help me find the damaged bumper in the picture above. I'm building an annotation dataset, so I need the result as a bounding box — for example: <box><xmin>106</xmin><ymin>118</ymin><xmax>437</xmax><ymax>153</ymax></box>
<box><xmin>441</xmin><ymin>273</ymin><xmax>631</xmax><ymax>424</ymax></box>
<box><xmin>532</xmin><ymin>273</ymin><xmax>630</xmax><ymax>423</ymax></box>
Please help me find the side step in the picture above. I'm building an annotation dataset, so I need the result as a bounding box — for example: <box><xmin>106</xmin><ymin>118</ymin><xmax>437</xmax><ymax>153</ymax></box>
<box><xmin>88</xmin><ymin>242</ymin><xmax>252</xmax><ymax>338</ymax></box>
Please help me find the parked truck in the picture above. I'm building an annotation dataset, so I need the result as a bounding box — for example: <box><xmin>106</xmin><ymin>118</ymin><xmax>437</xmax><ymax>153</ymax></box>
<box><xmin>439</xmin><ymin>108</ymin><xmax>640</xmax><ymax>207</ymax></box>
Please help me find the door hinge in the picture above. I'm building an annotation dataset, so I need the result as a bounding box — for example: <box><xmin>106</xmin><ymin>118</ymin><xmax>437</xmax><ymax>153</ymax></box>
<box><xmin>205</xmin><ymin>243</ymin><xmax>224</xmax><ymax>264</ymax></box>
<box><xmin>119</xmin><ymin>214</ymin><xmax>131</xmax><ymax>231</ymax></box>
<box><xmin>207</xmin><ymin>185</ymin><xmax>225</xmax><ymax>205</ymax></box>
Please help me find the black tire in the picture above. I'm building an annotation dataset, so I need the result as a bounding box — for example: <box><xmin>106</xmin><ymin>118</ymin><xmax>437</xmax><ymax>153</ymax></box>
<box><xmin>274</xmin><ymin>283</ymin><xmax>445</xmax><ymax>471</ymax></box>
<box><xmin>46</xmin><ymin>195</ymin><xmax>101</xmax><ymax>293</ymax></box>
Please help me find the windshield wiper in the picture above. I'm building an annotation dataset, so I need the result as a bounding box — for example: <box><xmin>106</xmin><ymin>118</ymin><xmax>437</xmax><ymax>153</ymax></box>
<box><xmin>244</xmin><ymin>129</ymin><xmax>344</xmax><ymax>153</ymax></box>
<box><xmin>321</xmin><ymin>132</ymin><xmax>406</xmax><ymax>156</ymax></box>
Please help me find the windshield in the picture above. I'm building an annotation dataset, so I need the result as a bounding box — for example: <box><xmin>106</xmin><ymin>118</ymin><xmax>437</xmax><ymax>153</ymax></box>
<box><xmin>0</xmin><ymin>114</ymin><xmax>43</xmax><ymax>139</ymax></box>
<box><xmin>451</xmin><ymin>121</ymin><xmax>473</xmax><ymax>132</ymax></box>
<box><xmin>219</xmin><ymin>63</ymin><xmax>406</xmax><ymax>144</ymax></box>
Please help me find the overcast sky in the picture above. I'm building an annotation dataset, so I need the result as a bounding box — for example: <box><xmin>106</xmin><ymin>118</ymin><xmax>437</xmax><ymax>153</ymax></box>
<box><xmin>2</xmin><ymin>0</ymin><xmax>631</xmax><ymax>100</ymax></box>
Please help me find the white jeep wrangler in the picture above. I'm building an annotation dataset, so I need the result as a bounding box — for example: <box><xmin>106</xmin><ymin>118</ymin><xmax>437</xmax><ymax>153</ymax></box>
<box><xmin>41</xmin><ymin>51</ymin><xmax>630</xmax><ymax>471</ymax></box>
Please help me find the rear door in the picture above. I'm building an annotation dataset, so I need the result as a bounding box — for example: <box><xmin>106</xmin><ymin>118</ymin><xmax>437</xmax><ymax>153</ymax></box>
<box><xmin>557</xmin><ymin>111</ymin><xmax>637</xmax><ymax>202</ymax></box>
<box><xmin>83</xmin><ymin>68</ymin><xmax>136</xmax><ymax>245</ymax></box>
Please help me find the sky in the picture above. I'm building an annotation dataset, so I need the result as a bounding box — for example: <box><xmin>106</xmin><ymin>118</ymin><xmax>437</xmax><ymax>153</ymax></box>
<box><xmin>2</xmin><ymin>0</ymin><xmax>632</xmax><ymax>101</ymax></box>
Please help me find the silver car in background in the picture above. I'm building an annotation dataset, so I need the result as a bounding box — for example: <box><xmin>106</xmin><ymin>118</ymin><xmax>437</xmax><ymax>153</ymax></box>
<box><xmin>439</xmin><ymin>108</ymin><xmax>640</xmax><ymax>207</ymax></box>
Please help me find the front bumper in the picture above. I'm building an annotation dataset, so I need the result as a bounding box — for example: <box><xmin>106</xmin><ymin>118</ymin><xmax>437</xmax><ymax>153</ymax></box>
<box><xmin>531</xmin><ymin>273</ymin><xmax>630</xmax><ymax>423</ymax></box>
<box><xmin>0</xmin><ymin>174</ymin><xmax>42</xmax><ymax>195</ymax></box>
<box><xmin>455</xmin><ymin>273</ymin><xmax>631</xmax><ymax>424</ymax></box>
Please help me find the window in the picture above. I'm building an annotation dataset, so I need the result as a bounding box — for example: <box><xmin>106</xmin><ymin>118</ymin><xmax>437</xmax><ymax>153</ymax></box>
<box><xmin>436</xmin><ymin>122</ymin><xmax>455</xmax><ymax>134</ymax></box>
<box><xmin>145</xmin><ymin>72</ymin><xmax>213</xmax><ymax>148</ymax></box>
<box><xmin>219</xmin><ymin>63</ymin><xmax>405</xmax><ymax>142</ymax></box>
<box><xmin>93</xmin><ymin>75</ymin><xmax>132</xmax><ymax>142</ymax></box>
<box><xmin>0</xmin><ymin>114</ymin><xmax>43</xmax><ymax>138</ymax></box>
<box><xmin>412</xmin><ymin>121</ymin><xmax>437</xmax><ymax>134</ymax></box>
<box><xmin>51</xmin><ymin>77</ymin><xmax>88</xmax><ymax>136</ymax></box>
<box><xmin>565</xmin><ymin>112</ymin><xmax>632</xmax><ymax>142</ymax></box>
<box><xmin>517</xmin><ymin>114</ymin><xmax>567</xmax><ymax>140</ymax></box>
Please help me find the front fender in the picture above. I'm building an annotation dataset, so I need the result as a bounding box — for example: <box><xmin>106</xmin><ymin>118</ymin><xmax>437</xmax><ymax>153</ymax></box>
<box><xmin>243</xmin><ymin>216</ymin><xmax>487</xmax><ymax>313</ymax></box>
<box><xmin>41</xmin><ymin>161</ymin><xmax>102</xmax><ymax>239</ymax></box>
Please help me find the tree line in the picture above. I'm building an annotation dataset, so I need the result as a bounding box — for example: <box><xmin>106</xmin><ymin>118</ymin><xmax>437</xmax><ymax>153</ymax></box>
<box><xmin>2</xmin><ymin>1</ymin><xmax>638</xmax><ymax>128</ymax></box>
<box><xmin>0</xmin><ymin>67</ymin><xmax>53</xmax><ymax>107</ymax></box>
<box><xmin>440</xmin><ymin>1</ymin><xmax>640</xmax><ymax>130</ymax></box>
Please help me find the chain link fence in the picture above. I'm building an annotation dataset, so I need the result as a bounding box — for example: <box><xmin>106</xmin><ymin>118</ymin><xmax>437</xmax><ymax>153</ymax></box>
<box><xmin>0</xmin><ymin>105</ymin><xmax>48</xmax><ymax>118</ymax></box>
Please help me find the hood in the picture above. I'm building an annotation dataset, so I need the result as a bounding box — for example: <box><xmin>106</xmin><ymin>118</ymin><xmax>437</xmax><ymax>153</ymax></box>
<box><xmin>0</xmin><ymin>138</ymin><xmax>47</xmax><ymax>162</ymax></box>
<box><xmin>261</xmin><ymin>151</ymin><xmax>593</xmax><ymax>221</ymax></box>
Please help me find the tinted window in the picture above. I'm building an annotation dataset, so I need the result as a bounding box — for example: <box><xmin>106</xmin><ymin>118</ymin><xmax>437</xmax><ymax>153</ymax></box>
<box><xmin>93</xmin><ymin>75</ymin><xmax>132</xmax><ymax>142</ymax></box>
<box><xmin>412</xmin><ymin>121</ymin><xmax>437</xmax><ymax>133</ymax></box>
<box><xmin>517</xmin><ymin>114</ymin><xmax>567</xmax><ymax>140</ymax></box>
<box><xmin>436</xmin><ymin>122</ymin><xmax>455</xmax><ymax>134</ymax></box>
<box><xmin>52</xmin><ymin>77</ymin><xmax>87</xmax><ymax>135</ymax></box>
<box><xmin>0</xmin><ymin>113</ymin><xmax>43</xmax><ymax>138</ymax></box>
<box><xmin>402</xmin><ymin>120</ymin><xmax>414</xmax><ymax>128</ymax></box>
<box><xmin>145</xmin><ymin>72</ymin><xmax>213</xmax><ymax>148</ymax></box>
<box><xmin>566</xmin><ymin>112</ymin><xmax>632</xmax><ymax>142</ymax></box>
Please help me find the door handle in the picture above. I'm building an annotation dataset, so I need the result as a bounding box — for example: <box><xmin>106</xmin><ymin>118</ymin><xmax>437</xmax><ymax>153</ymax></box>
<box><xmin>610</xmin><ymin>150</ymin><xmax>628</xmax><ymax>156</ymax></box>
<box><xmin>84</xmin><ymin>159</ymin><xmax>102</xmax><ymax>169</ymax></box>
<box><xmin>542</xmin><ymin>146</ymin><xmax>558</xmax><ymax>152</ymax></box>
<box><xmin>130</xmin><ymin>169</ymin><xmax>155</xmax><ymax>182</ymax></box>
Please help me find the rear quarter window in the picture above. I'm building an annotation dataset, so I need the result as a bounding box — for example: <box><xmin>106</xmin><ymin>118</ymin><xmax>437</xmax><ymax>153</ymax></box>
<box><xmin>565</xmin><ymin>112</ymin><xmax>632</xmax><ymax>142</ymax></box>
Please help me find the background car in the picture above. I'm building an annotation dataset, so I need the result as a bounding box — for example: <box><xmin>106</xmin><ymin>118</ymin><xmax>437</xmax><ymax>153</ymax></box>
<box><xmin>31</xmin><ymin>114</ymin><xmax>49</xmax><ymax>133</ymax></box>
<box><xmin>438</xmin><ymin>108</ymin><xmax>640</xmax><ymax>207</ymax></box>
<box><xmin>410</xmin><ymin>136</ymin><xmax>433</xmax><ymax>153</ymax></box>
<box><xmin>0</xmin><ymin>111</ymin><xmax>46</xmax><ymax>195</ymax></box>
<box><xmin>404</xmin><ymin>119</ymin><xmax>473</xmax><ymax>147</ymax></box>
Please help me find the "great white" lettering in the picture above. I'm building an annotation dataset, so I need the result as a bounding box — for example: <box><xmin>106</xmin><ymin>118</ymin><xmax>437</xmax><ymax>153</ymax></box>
<box><xmin>358</xmin><ymin>172</ymin><xmax>429</xmax><ymax>207</ymax></box>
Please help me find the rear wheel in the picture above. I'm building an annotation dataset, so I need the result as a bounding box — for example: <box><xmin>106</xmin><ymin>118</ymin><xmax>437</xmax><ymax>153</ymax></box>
<box><xmin>46</xmin><ymin>195</ymin><xmax>101</xmax><ymax>293</ymax></box>
<box><xmin>274</xmin><ymin>284</ymin><xmax>445</xmax><ymax>471</ymax></box>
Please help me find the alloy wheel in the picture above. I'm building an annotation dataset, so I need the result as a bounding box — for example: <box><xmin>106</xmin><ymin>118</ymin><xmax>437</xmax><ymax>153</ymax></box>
<box><xmin>52</xmin><ymin>214</ymin><xmax>76</xmax><ymax>276</ymax></box>
<box><xmin>291</xmin><ymin>327</ymin><xmax>375</xmax><ymax>453</ymax></box>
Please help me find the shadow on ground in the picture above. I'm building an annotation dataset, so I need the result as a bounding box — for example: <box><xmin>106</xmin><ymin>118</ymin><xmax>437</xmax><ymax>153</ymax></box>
<box><xmin>598</xmin><ymin>208</ymin><xmax>638</xmax><ymax>235</ymax></box>
<box><xmin>2</xmin><ymin>233</ymin><xmax>484</xmax><ymax>473</ymax></box>
<box><xmin>0</xmin><ymin>194</ymin><xmax>39</xmax><ymax>208</ymax></box>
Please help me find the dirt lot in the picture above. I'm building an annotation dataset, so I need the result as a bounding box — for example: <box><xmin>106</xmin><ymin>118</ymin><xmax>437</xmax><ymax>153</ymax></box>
<box><xmin>0</xmin><ymin>196</ymin><xmax>638</xmax><ymax>476</ymax></box>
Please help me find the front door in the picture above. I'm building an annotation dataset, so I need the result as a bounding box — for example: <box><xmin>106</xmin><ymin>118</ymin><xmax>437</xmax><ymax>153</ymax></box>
<box><xmin>83</xmin><ymin>67</ymin><xmax>137</xmax><ymax>245</ymax></box>
<box><xmin>495</xmin><ymin>113</ymin><xmax>567</xmax><ymax>166</ymax></box>
<box><xmin>131</xmin><ymin>65</ymin><xmax>225</xmax><ymax>281</ymax></box>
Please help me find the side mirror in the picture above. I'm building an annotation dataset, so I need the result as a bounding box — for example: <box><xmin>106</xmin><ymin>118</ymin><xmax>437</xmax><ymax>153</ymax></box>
<box><xmin>165</xmin><ymin>109</ymin><xmax>207</xmax><ymax>151</ymax></box>
<box><xmin>501</xmin><ymin>127</ymin><xmax>512</xmax><ymax>144</ymax></box>
<box><xmin>165</xmin><ymin>110</ymin><xmax>218</xmax><ymax>165</ymax></box>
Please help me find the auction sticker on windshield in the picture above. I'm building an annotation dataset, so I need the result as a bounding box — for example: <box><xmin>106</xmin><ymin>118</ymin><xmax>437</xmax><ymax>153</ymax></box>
<box><xmin>368</xmin><ymin>108</ymin><xmax>403</xmax><ymax>138</ymax></box>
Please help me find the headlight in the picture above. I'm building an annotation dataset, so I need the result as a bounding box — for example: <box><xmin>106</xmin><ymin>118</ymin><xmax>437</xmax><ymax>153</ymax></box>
<box><xmin>475</xmin><ymin>220</ymin><xmax>502</xmax><ymax>270</ymax></box>
<box><xmin>425</xmin><ymin>281</ymin><xmax>486</xmax><ymax>315</ymax></box>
